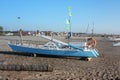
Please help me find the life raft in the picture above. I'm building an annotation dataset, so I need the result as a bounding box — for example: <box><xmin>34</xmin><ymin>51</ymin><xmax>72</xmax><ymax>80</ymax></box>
<box><xmin>87</xmin><ymin>38</ymin><xmax>96</xmax><ymax>48</ymax></box>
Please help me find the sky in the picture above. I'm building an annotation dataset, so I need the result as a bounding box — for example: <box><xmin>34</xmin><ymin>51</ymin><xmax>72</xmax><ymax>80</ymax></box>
<box><xmin>0</xmin><ymin>0</ymin><xmax>120</xmax><ymax>34</ymax></box>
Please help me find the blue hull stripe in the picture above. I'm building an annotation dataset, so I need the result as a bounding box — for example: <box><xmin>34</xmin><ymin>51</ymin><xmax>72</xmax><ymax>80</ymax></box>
<box><xmin>9</xmin><ymin>44</ymin><xmax>99</xmax><ymax>58</ymax></box>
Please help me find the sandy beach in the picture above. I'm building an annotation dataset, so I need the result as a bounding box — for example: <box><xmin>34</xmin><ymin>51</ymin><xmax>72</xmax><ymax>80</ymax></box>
<box><xmin>0</xmin><ymin>36</ymin><xmax>120</xmax><ymax>80</ymax></box>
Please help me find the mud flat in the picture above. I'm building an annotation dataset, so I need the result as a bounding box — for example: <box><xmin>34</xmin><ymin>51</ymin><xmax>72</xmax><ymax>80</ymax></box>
<box><xmin>0</xmin><ymin>36</ymin><xmax>120</xmax><ymax>80</ymax></box>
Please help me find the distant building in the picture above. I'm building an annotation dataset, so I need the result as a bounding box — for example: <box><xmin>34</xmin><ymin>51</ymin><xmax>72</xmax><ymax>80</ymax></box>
<box><xmin>6</xmin><ymin>32</ymin><xmax>13</xmax><ymax>36</ymax></box>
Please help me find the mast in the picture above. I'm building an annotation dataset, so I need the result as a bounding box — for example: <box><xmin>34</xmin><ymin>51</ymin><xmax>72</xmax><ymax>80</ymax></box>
<box><xmin>17</xmin><ymin>17</ymin><xmax>23</xmax><ymax>45</ymax></box>
<box><xmin>86</xmin><ymin>24</ymin><xmax>89</xmax><ymax>34</ymax></box>
<box><xmin>69</xmin><ymin>15</ymin><xmax>72</xmax><ymax>37</ymax></box>
<box><xmin>68</xmin><ymin>6</ymin><xmax>72</xmax><ymax>38</ymax></box>
<box><xmin>91</xmin><ymin>22</ymin><xmax>94</xmax><ymax>37</ymax></box>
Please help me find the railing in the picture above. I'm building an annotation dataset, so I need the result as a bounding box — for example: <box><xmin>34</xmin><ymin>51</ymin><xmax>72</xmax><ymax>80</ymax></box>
<box><xmin>9</xmin><ymin>40</ymin><xmax>43</xmax><ymax>48</ymax></box>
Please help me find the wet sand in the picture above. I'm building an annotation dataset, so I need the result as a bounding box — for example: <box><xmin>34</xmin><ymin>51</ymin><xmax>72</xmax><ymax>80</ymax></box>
<box><xmin>0</xmin><ymin>36</ymin><xmax>120</xmax><ymax>80</ymax></box>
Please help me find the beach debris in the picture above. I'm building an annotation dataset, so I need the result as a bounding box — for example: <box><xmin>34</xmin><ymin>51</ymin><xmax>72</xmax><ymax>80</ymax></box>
<box><xmin>0</xmin><ymin>64</ymin><xmax>53</xmax><ymax>72</ymax></box>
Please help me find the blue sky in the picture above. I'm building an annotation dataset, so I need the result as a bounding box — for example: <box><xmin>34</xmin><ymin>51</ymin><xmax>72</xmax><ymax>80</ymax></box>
<box><xmin>0</xmin><ymin>0</ymin><xmax>120</xmax><ymax>34</ymax></box>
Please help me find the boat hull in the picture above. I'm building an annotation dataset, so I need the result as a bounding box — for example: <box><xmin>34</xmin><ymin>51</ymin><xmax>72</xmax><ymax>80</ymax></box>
<box><xmin>8</xmin><ymin>44</ymin><xmax>99</xmax><ymax>58</ymax></box>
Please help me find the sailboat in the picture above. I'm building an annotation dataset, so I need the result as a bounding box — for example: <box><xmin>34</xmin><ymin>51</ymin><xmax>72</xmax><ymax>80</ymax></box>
<box><xmin>8</xmin><ymin>7</ymin><xmax>99</xmax><ymax>61</ymax></box>
<box><xmin>108</xmin><ymin>37</ymin><xmax>120</xmax><ymax>46</ymax></box>
<box><xmin>8</xmin><ymin>33</ymin><xmax>99</xmax><ymax>61</ymax></box>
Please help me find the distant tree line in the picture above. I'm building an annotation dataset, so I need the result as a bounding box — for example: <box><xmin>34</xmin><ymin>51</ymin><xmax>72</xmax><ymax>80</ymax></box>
<box><xmin>0</xmin><ymin>26</ymin><xmax>4</xmax><ymax>35</ymax></box>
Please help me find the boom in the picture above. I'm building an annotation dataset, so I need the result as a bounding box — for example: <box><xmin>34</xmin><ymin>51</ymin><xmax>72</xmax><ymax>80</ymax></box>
<box><xmin>40</xmin><ymin>35</ymin><xmax>68</xmax><ymax>46</ymax></box>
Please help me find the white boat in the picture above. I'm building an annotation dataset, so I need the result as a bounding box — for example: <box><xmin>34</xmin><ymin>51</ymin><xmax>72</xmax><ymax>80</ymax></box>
<box><xmin>108</xmin><ymin>37</ymin><xmax>120</xmax><ymax>41</ymax></box>
<box><xmin>113</xmin><ymin>42</ymin><xmax>120</xmax><ymax>46</ymax></box>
